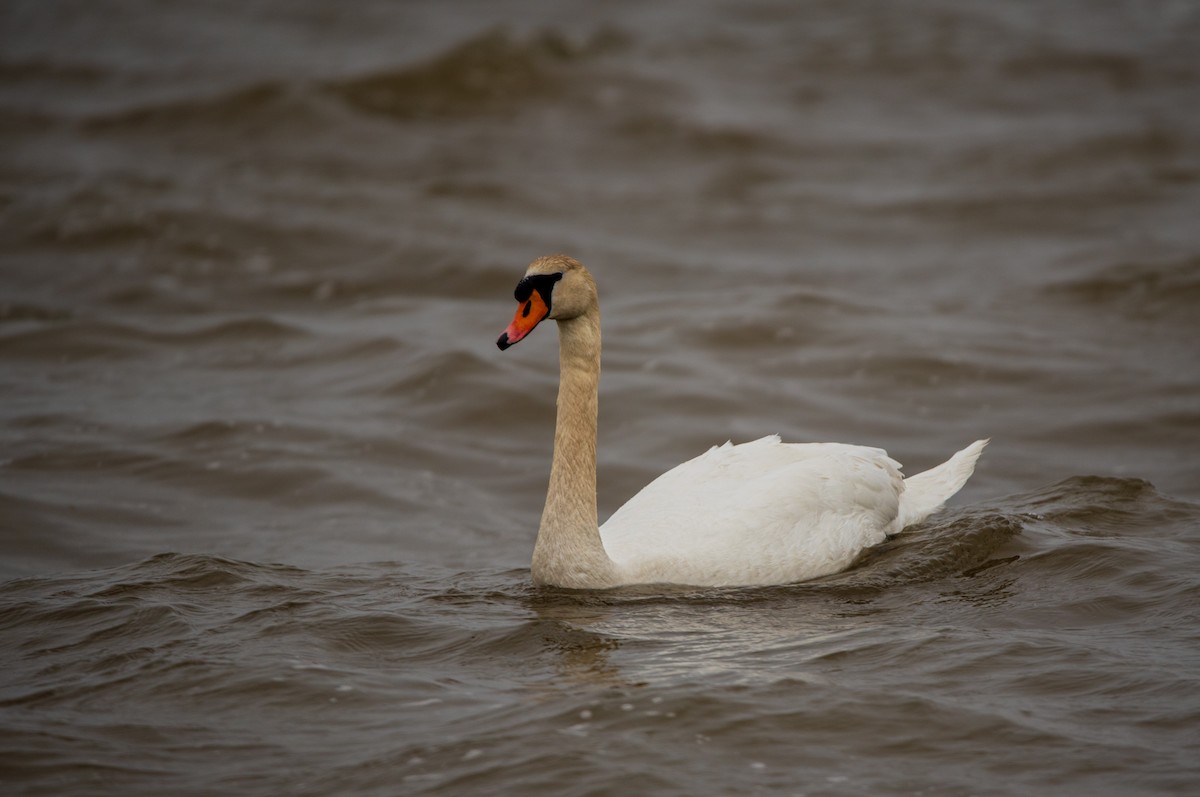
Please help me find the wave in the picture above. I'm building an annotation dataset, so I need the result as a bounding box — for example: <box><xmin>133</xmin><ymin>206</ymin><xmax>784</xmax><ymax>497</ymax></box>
<box><xmin>4</xmin><ymin>427</ymin><xmax>404</xmax><ymax>511</ymax></box>
<box><xmin>2</xmin><ymin>468</ymin><xmax>1196</xmax><ymax>789</ymax></box>
<box><xmin>1043</xmin><ymin>255</ymin><xmax>1200</xmax><ymax>318</ymax></box>
<box><xmin>1002</xmin><ymin>49</ymin><xmax>1150</xmax><ymax>91</ymax></box>
<box><xmin>79</xmin><ymin>81</ymin><xmax>293</xmax><ymax>132</ymax></box>
<box><xmin>0</xmin><ymin>301</ymin><xmax>73</xmax><ymax>324</ymax></box>
<box><xmin>70</xmin><ymin>28</ymin><xmax>629</xmax><ymax>135</ymax></box>
<box><xmin>0</xmin><ymin>316</ymin><xmax>309</xmax><ymax>361</ymax></box>
<box><xmin>0</xmin><ymin>59</ymin><xmax>109</xmax><ymax>84</ymax></box>
<box><xmin>326</xmin><ymin>27</ymin><xmax>628</xmax><ymax>122</ymax></box>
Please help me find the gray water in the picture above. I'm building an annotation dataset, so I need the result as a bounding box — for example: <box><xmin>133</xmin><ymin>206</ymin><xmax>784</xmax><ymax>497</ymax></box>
<box><xmin>2</xmin><ymin>1</ymin><xmax>1199</xmax><ymax>795</ymax></box>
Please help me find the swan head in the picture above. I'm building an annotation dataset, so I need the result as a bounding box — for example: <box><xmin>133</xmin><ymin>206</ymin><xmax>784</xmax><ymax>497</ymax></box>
<box><xmin>497</xmin><ymin>255</ymin><xmax>596</xmax><ymax>350</ymax></box>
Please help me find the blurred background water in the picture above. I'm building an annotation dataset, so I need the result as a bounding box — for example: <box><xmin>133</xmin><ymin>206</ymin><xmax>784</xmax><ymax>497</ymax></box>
<box><xmin>1</xmin><ymin>1</ymin><xmax>1199</xmax><ymax>795</ymax></box>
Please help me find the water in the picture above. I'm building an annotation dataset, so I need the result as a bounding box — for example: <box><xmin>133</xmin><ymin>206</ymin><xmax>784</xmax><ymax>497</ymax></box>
<box><xmin>2</xmin><ymin>1</ymin><xmax>1199</xmax><ymax>794</ymax></box>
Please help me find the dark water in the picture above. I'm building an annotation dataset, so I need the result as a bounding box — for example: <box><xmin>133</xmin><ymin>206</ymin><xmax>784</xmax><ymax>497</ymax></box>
<box><xmin>2</xmin><ymin>1</ymin><xmax>1199</xmax><ymax>794</ymax></box>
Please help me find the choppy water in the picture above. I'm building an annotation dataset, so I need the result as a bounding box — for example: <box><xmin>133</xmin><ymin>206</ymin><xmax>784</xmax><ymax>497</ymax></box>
<box><xmin>2</xmin><ymin>1</ymin><xmax>1199</xmax><ymax>795</ymax></box>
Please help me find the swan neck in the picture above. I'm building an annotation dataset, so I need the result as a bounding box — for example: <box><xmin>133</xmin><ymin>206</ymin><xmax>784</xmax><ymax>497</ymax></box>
<box><xmin>533</xmin><ymin>310</ymin><xmax>615</xmax><ymax>588</ymax></box>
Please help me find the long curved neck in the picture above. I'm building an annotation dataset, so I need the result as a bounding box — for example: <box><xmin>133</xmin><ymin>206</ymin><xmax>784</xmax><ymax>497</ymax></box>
<box><xmin>531</xmin><ymin>308</ymin><xmax>616</xmax><ymax>588</ymax></box>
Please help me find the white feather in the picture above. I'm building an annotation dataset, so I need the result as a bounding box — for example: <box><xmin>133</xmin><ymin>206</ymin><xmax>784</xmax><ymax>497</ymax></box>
<box><xmin>600</xmin><ymin>436</ymin><xmax>986</xmax><ymax>587</ymax></box>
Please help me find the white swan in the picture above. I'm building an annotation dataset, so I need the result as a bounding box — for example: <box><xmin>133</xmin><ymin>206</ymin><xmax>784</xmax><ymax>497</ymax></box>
<box><xmin>497</xmin><ymin>255</ymin><xmax>987</xmax><ymax>589</ymax></box>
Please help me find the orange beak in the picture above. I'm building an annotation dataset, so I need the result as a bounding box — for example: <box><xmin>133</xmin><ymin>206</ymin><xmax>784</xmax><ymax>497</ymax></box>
<box><xmin>497</xmin><ymin>290</ymin><xmax>550</xmax><ymax>350</ymax></box>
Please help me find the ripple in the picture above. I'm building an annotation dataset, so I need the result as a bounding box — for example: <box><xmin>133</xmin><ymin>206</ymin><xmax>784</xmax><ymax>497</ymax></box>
<box><xmin>327</xmin><ymin>28</ymin><xmax>628</xmax><ymax>122</ymax></box>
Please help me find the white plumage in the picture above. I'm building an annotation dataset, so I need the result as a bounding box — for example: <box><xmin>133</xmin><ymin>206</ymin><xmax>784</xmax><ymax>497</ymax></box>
<box><xmin>601</xmin><ymin>436</ymin><xmax>987</xmax><ymax>587</ymax></box>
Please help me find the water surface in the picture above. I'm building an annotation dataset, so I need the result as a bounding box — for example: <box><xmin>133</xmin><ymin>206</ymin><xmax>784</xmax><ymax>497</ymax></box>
<box><xmin>2</xmin><ymin>1</ymin><xmax>1199</xmax><ymax>794</ymax></box>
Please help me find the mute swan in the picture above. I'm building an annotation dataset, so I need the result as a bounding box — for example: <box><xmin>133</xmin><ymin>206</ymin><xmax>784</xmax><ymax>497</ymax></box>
<box><xmin>496</xmin><ymin>255</ymin><xmax>987</xmax><ymax>589</ymax></box>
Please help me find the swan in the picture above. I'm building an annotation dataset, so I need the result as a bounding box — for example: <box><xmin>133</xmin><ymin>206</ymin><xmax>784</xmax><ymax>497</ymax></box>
<box><xmin>496</xmin><ymin>254</ymin><xmax>987</xmax><ymax>589</ymax></box>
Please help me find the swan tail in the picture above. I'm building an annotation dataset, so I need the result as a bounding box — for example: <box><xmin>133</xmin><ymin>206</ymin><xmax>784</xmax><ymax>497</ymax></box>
<box><xmin>897</xmin><ymin>439</ymin><xmax>988</xmax><ymax>528</ymax></box>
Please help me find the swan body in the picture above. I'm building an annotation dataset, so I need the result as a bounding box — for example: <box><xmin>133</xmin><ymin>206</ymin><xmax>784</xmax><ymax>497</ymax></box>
<box><xmin>497</xmin><ymin>255</ymin><xmax>987</xmax><ymax>590</ymax></box>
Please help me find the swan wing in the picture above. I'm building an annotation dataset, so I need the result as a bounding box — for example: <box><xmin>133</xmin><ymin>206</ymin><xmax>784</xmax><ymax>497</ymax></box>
<box><xmin>599</xmin><ymin>435</ymin><xmax>908</xmax><ymax>586</ymax></box>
